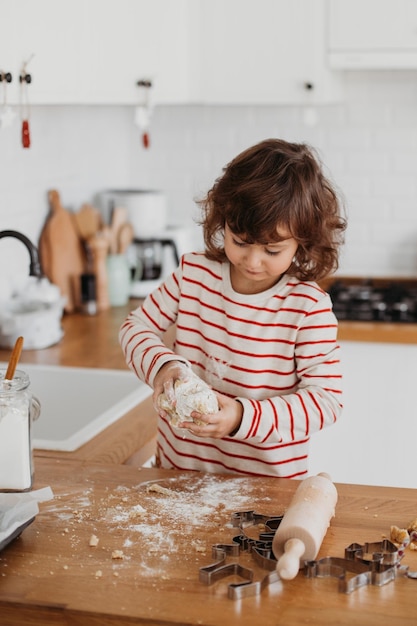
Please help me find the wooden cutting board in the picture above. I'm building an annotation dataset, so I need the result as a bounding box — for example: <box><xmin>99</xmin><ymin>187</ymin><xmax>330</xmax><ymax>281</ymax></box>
<box><xmin>39</xmin><ymin>190</ymin><xmax>86</xmax><ymax>313</ymax></box>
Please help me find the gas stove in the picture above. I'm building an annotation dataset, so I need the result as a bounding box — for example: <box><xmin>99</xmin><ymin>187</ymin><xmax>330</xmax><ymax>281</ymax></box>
<box><xmin>327</xmin><ymin>279</ymin><xmax>417</xmax><ymax>323</ymax></box>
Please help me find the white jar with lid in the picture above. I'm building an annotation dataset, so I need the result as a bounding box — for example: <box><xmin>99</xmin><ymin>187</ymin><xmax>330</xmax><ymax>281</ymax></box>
<box><xmin>0</xmin><ymin>369</ymin><xmax>40</xmax><ymax>492</ymax></box>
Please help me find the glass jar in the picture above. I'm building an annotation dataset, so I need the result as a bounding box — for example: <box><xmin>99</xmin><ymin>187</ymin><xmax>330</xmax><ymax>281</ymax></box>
<box><xmin>106</xmin><ymin>253</ymin><xmax>131</xmax><ymax>306</ymax></box>
<box><xmin>0</xmin><ymin>369</ymin><xmax>40</xmax><ymax>492</ymax></box>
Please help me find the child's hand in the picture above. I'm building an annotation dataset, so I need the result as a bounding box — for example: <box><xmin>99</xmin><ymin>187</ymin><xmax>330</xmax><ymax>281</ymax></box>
<box><xmin>180</xmin><ymin>392</ymin><xmax>243</xmax><ymax>439</ymax></box>
<box><xmin>152</xmin><ymin>361</ymin><xmax>190</xmax><ymax>413</ymax></box>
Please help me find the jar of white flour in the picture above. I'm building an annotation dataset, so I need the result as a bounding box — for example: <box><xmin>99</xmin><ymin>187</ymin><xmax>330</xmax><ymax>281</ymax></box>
<box><xmin>0</xmin><ymin>369</ymin><xmax>40</xmax><ymax>492</ymax></box>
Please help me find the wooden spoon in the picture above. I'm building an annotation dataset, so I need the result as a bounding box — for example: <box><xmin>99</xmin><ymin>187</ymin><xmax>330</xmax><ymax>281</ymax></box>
<box><xmin>118</xmin><ymin>222</ymin><xmax>134</xmax><ymax>254</ymax></box>
<box><xmin>110</xmin><ymin>206</ymin><xmax>129</xmax><ymax>254</ymax></box>
<box><xmin>5</xmin><ymin>336</ymin><xmax>24</xmax><ymax>380</ymax></box>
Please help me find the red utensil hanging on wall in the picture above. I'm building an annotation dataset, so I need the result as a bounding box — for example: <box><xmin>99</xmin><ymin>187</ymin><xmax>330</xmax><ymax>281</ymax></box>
<box><xmin>21</xmin><ymin>119</ymin><xmax>30</xmax><ymax>148</ymax></box>
<box><xmin>142</xmin><ymin>131</ymin><xmax>150</xmax><ymax>149</ymax></box>
<box><xmin>135</xmin><ymin>79</ymin><xmax>152</xmax><ymax>149</ymax></box>
<box><xmin>20</xmin><ymin>55</ymin><xmax>33</xmax><ymax>149</ymax></box>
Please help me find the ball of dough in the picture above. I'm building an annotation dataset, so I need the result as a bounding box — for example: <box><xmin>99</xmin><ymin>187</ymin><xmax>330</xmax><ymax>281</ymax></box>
<box><xmin>157</xmin><ymin>375</ymin><xmax>218</xmax><ymax>427</ymax></box>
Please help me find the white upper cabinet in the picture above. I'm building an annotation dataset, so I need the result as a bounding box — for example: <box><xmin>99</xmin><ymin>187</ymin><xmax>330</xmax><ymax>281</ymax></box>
<box><xmin>328</xmin><ymin>0</ymin><xmax>417</xmax><ymax>69</ymax></box>
<box><xmin>80</xmin><ymin>0</ymin><xmax>192</xmax><ymax>104</ymax></box>
<box><xmin>1</xmin><ymin>0</ymin><xmax>340</xmax><ymax>105</ymax></box>
<box><xmin>0</xmin><ymin>0</ymin><xmax>87</xmax><ymax>103</ymax></box>
<box><xmin>189</xmin><ymin>0</ymin><xmax>341</xmax><ymax>105</ymax></box>
<box><xmin>0</xmin><ymin>0</ymin><xmax>192</xmax><ymax>105</ymax></box>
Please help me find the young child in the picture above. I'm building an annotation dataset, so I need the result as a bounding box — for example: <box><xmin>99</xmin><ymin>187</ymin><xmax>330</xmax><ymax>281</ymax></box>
<box><xmin>119</xmin><ymin>138</ymin><xmax>347</xmax><ymax>479</ymax></box>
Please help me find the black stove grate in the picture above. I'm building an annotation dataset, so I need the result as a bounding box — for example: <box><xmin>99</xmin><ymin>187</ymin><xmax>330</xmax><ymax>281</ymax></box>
<box><xmin>328</xmin><ymin>280</ymin><xmax>417</xmax><ymax>323</ymax></box>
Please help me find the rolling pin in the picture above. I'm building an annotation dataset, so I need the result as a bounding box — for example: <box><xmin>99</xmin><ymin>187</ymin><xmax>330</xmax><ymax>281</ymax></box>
<box><xmin>272</xmin><ymin>473</ymin><xmax>338</xmax><ymax>580</ymax></box>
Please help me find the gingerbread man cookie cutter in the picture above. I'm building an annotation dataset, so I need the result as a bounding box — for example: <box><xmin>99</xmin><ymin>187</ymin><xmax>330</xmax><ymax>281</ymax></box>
<box><xmin>199</xmin><ymin>510</ymin><xmax>283</xmax><ymax>599</ymax></box>
<box><xmin>305</xmin><ymin>538</ymin><xmax>413</xmax><ymax>593</ymax></box>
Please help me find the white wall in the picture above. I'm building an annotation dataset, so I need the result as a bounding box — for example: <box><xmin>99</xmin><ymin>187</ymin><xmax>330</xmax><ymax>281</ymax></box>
<box><xmin>2</xmin><ymin>70</ymin><xmax>417</xmax><ymax>288</ymax></box>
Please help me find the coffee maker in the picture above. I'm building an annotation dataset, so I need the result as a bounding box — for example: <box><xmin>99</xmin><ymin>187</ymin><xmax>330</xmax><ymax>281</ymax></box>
<box><xmin>99</xmin><ymin>189</ymin><xmax>203</xmax><ymax>298</ymax></box>
<box><xmin>128</xmin><ymin>226</ymin><xmax>198</xmax><ymax>298</ymax></box>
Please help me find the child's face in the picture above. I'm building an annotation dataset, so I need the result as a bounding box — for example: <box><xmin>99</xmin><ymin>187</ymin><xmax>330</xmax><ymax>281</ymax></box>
<box><xmin>224</xmin><ymin>224</ymin><xmax>298</xmax><ymax>294</ymax></box>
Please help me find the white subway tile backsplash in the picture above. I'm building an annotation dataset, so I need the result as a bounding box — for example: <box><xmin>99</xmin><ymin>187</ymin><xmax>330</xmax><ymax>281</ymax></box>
<box><xmin>2</xmin><ymin>73</ymin><xmax>417</xmax><ymax>282</ymax></box>
<box><xmin>372</xmin><ymin>128</ymin><xmax>417</xmax><ymax>150</ymax></box>
<box><xmin>326</xmin><ymin>128</ymin><xmax>373</xmax><ymax>149</ymax></box>
<box><xmin>346</xmin><ymin>151</ymin><xmax>390</xmax><ymax>173</ymax></box>
<box><xmin>392</xmin><ymin>152</ymin><xmax>417</xmax><ymax>174</ymax></box>
<box><xmin>369</xmin><ymin>174</ymin><xmax>415</xmax><ymax>197</ymax></box>
<box><xmin>346</xmin><ymin>103</ymin><xmax>392</xmax><ymax>127</ymax></box>
<box><xmin>334</xmin><ymin>174</ymin><xmax>372</xmax><ymax>197</ymax></box>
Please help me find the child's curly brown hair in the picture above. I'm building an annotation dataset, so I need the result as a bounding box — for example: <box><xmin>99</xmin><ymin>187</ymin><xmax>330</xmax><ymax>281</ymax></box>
<box><xmin>197</xmin><ymin>138</ymin><xmax>347</xmax><ymax>281</ymax></box>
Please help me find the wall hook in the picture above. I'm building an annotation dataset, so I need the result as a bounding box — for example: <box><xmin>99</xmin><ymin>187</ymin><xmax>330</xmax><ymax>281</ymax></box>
<box><xmin>19</xmin><ymin>53</ymin><xmax>34</xmax><ymax>84</ymax></box>
<box><xmin>135</xmin><ymin>79</ymin><xmax>153</xmax><ymax>149</ymax></box>
<box><xmin>0</xmin><ymin>71</ymin><xmax>13</xmax><ymax>83</ymax></box>
<box><xmin>19</xmin><ymin>73</ymin><xmax>32</xmax><ymax>84</ymax></box>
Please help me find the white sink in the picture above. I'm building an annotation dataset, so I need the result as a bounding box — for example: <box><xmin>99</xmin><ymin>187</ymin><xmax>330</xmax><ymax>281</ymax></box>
<box><xmin>0</xmin><ymin>363</ymin><xmax>151</xmax><ymax>452</ymax></box>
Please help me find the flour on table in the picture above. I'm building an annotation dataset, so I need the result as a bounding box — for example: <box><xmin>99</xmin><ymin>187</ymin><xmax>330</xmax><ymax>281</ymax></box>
<box><xmin>36</xmin><ymin>473</ymin><xmax>274</xmax><ymax>581</ymax></box>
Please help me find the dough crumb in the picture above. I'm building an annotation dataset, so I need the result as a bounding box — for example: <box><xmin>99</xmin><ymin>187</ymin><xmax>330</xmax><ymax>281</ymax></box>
<box><xmin>89</xmin><ymin>534</ymin><xmax>99</xmax><ymax>547</ymax></box>
<box><xmin>194</xmin><ymin>545</ymin><xmax>206</xmax><ymax>553</ymax></box>
<box><xmin>407</xmin><ymin>518</ymin><xmax>417</xmax><ymax>534</ymax></box>
<box><xmin>111</xmin><ymin>550</ymin><xmax>124</xmax><ymax>560</ymax></box>
<box><xmin>128</xmin><ymin>504</ymin><xmax>147</xmax><ymax>518</ymax></box>
<box><xmin>390</xmin><ymin>525</ymin><xmax>409</xmax><ymax>545</ymax></box>
<box><xmin>146</xmin><ymin>483</ymin><xmax>174</xmax><ymax>496</ymax></box>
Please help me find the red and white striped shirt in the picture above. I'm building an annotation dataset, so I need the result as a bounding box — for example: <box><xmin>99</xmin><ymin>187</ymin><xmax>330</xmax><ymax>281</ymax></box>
<box><xmin>119</xmin><ymin>252</ymin><xmax>343</xmax><ymax>479</ymax></box>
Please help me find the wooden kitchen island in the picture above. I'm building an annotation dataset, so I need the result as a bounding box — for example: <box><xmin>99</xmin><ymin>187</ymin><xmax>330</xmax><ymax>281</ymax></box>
<box><xmin>1</xmin><ymin>458</ymin><xmax>417</xmax><ymax>625</ymax></box>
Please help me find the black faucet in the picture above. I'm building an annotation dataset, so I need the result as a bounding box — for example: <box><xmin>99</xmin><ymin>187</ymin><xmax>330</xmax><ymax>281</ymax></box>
<box><xmin>0</xmin><ymin>229</ymin><xmax>43</xmax><ymax>278</ymax></box>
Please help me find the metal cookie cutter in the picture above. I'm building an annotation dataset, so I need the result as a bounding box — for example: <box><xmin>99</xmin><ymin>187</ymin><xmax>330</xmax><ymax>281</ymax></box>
<box><xmin>304</xmin><ymin>556</ymin><xmax>373</xmax><ymax>593</ymax></box>
<box><xmin>305</xmin><ymin>538</ymin><xmax>403</xmax><ymax>593</ymax></box>
<box><xmin>231</xmin><ymin>510</ymin><xmax>282</xmax><ymax>570</ymax></box>
<box><xmin>345</xmin><ymin>539</ymin><xmax>399</xmax><ymax>565</ymax></box>
<box><xmin>199</xmin><ymin>510</ymin><xmax>283</xmax><ymax>600</ymax></box>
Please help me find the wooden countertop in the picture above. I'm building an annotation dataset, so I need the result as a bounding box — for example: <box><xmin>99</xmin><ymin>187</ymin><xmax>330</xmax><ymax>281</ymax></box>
<box><xmin>1</xmin><ymin>458</ymin><xmax>416</xmax><ymax>626</ymax></box>
<box><xmin>1</xmin><ymin>299</ymin><xmax>415</xmax><ymax>371</ymax></box>
<box><xmin>0</xmin><ymin>301</ymin><xmax>143</xmax><ymax>369</ymax></box>
<box><xmin>0</xmin><ymin>299</ymin><xmax>417</xmax><ymax>360</ymax></box>
<box><xmin>0</xmin><ymin>295</ymin><xmax>414</xmax><ymax>377</ymax></box>
<box><xmin>337</xmin><ymin>320</ymin><xmax>417</xmax><ymax>344</ymax></box>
